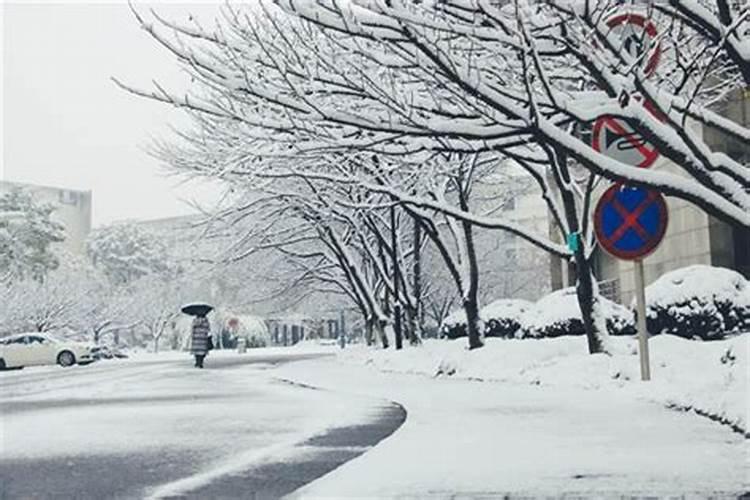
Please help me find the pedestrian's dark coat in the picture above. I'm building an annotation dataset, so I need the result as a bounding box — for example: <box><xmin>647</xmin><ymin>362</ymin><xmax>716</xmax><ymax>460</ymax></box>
<box><xmin>191</xmin><ymin>317</ymin><xmax>210</xmax><ymax>355</ymax></box>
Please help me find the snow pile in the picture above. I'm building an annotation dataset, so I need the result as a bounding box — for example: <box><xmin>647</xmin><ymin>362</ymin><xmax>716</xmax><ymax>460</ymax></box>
<box><xmin>519</xmin><ymin>287</ymin><xmax>635</xmax><ymax>338</ymax></box>
<box><xmin>340</xmin><ymin>335</ymin><xmax>748</xmax><ymax>435</ymax></box>
<box><xmin>634</xmin><ymin>335</ymin><xmax>747</xmax><ymax>435</ymax></box>
<box><xmin>640</xmin><ymin>265</ymin><xmax>750</xmax><ymax>340</ymax></box>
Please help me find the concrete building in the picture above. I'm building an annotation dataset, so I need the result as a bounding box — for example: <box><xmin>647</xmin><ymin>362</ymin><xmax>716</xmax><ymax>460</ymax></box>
<box><xmin>489</xmin><ymin>182</ymin><xmax>552</xmax><ymax>300</ymax></box>
<box><xmin>0</xmin><ymin>180</ymin><xmax>92</xmax><ymax>254</ymax></box>
<box><xmin>551</xmin><ymin>88</ymin><xmax>750</xmax><ymax>304</ymax></box>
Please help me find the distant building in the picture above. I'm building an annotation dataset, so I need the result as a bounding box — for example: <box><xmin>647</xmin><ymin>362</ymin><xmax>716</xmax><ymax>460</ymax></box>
<box><xmin>266</xmin><ymin>314</ymin><xmax>343</xmax><ymax>346</ymax></box>
<box><xmin>482</xmin><ymin>176</ymin><xmax>552</xmax><ymax>301</ymax></box>
<box><xmin>0</xmin><ymin>180</ymin><xmax>92</xmax><ymax>254</ymax></box>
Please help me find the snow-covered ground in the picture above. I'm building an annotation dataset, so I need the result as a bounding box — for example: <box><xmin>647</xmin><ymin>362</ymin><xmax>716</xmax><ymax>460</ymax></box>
<box><xmin>335</xmin><ymin>335</ymin><xmax>748</xmax><ymax>435</ymax></box>
<box><xmin>274</xmin><ymin>334</ymin><xmax>748</xmax><ymax>498</ymax></box>
<box><xmin>2</xmin><ymin>338</ymin><xmax>746</xmax><ymax>497</ymax></box>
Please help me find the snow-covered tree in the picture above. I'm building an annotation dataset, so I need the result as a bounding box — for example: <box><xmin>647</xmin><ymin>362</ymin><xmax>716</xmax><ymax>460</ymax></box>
<box><xmin>0</xmin><ymin>188</ymin><xmax>65</xmax><ymax>283</ymax></box>
<box><xmin>86</xmin><ymin>222</ymin><xmax>173</xmax><ymax>285</ymax></box>
<box><xmin>128</xmin><ymin>274</ymin><xmax>183</xmax><ymax>352</ymax></box>
<box><xmin>120</xmin><ymin>0</ymin><xmax>748</xmax><ymax>353</ymax></box>
<box><xmin>0</xmin><ymin>250</ymin><xmax>103</xmax><ymax>335</ymax></box>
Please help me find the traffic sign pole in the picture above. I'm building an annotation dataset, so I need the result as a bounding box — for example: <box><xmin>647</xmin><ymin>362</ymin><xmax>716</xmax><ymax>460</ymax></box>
<box><xmin>593</xmin><ymin>11</ymin><xmax>662</xmax><ymax>382</ymax></box>
<box><xmin>633</xmin><ymin>259</ymin><xmax>651</xmax><ymax>381</ymax></box>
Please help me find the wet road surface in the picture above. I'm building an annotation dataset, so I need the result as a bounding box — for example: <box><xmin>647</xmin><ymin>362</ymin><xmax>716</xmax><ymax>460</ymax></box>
<box><xmin>0</xmin><ymin>351</ymin><xmax>406</xmax><ymax>499</ymax></box>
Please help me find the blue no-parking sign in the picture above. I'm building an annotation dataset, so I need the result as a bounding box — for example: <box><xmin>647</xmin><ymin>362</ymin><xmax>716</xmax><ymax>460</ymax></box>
<box><xmin>594</xmin><ymin>184</ymin><xmax>668</xmax><ymax>260</ymax></box>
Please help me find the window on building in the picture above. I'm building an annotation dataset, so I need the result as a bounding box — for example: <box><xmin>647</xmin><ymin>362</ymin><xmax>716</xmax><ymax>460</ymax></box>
<box><xmin>59</xmin><ymin>190</ymin><xmax>78</xmax><ymax>206</ymax></box>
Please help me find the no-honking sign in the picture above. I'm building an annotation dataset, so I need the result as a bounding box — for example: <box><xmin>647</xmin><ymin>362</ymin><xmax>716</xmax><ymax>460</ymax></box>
<box><xmin>592</xmin><ymin>111</ymin><xmax>660</xmax><ymax>168</ymax></box>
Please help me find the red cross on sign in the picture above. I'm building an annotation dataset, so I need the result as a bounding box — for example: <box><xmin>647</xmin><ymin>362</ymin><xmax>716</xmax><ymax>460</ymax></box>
<box><xmin>594</xmin><ymin>184</ymin><xmax>668</xmax><ymax>260</ymax></box>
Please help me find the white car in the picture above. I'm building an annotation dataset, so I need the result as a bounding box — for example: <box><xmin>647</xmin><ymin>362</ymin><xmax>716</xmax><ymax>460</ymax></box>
<box><xmin>0</xmin><ymin>333</ymin><xmax>94</xmax><ymax>369</ymax></box>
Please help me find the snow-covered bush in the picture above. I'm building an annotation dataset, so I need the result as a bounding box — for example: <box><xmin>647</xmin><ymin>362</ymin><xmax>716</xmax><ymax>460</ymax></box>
<box><xmin>482</xmin><ymin>299</ymin><xmax>532</xmax><ymax>338</ymax></box>
<box><xmin>440</xmin><ymin>309</ymin><xmax>469</xmax><ymax>339</ymax></box>
<box><xmin>519</xmin><ymin>288</ymin><xmax>635</xmax><ymax>338</ymax></box>
<box><xmin>639</xmin><ymin>266</ymin><xmax>750</xmax><ymax>340</ymax></box>
<box><xmin>440</xmin><ymin>299</ymin><xmax>532</xmax><ymax>339</ymax></box>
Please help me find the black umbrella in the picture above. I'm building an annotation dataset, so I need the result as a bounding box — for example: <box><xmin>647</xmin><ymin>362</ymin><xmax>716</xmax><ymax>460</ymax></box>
<box><xmin>181</xmin><ymin>303</ymin><xmax>213</xmax><ymax>317</ymax></box>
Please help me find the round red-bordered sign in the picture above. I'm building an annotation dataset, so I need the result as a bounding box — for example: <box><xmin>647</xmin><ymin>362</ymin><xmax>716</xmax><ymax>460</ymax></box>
<box><xmin>594</xmin><ymin>183</ymin><xmax>668</xmax><ymax>260</ymax></box>
<box><xmin>605</xmin><ymin>13</ymin><xmax>661</xmax><ymax>76</ymax></box>
<box><xmin>592</xmin><ymin>97</ymin><xmax>664</xmax><ymax>169</ymax></box>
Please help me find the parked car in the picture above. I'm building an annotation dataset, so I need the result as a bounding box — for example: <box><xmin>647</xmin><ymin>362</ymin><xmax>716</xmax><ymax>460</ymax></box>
<box><xmin>0</xmin><ymin>333</ymin><xmax>94</xmax><ymax>369</ymax></box>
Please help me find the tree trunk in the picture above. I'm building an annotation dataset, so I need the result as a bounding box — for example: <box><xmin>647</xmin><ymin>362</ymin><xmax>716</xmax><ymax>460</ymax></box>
<box><xmin>374</xmin><ymin>319</ymin><xmax>389</xmax><ymax>349</ymax></box>
<box><xmin>365</xmin><ymin>317</ymin><xmax>374</xmax><ymax>346</ymax></box>
<box><xmin>390</xmin><ymin>205</ymin><xmax>404</xmax><ymax>350</ymax></box>
<box><xmin>410</xmin><ymin>219</ymin><xmax>424</xmax><ymax>345</ymax></box>
<box><xmin>551</xmin><ymin>147</ymin><xmax>609</xmax><ymax>354</ymax></box>
<box><xmin>459</xmin><ymin>182</ymin><xmax>483</xmax><ymax>350</ymax></box>
<box><xmin>574</xmin><ymin>251</ymin><xmax>610</xmax><ymax>354</ymax></box>
<box><xmin>463</xmin><ymin>296</ymin><xmax>483</xmax><ymax>350</ymax></box>
<box><xmin>405</xmin><ymin>304</ymin><xmax>422</xmax><ymax>346</ymax></box>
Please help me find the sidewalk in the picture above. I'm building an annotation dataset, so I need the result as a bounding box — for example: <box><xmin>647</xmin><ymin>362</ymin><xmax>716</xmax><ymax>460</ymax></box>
<box><xmin>275</xmin><ymin>350</ymin><xmax>748</xmax><ymax>499</ymax></box>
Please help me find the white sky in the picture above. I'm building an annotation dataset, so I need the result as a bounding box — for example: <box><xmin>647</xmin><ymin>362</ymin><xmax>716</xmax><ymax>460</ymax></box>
<box><xmin>2</xmin><ymin>1</ymin><xmax>227</xmax><ymax>226</ymax></box>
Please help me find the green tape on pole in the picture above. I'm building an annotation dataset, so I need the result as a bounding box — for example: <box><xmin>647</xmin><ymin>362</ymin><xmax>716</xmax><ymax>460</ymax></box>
<box><xmin>567</xmin><ymin>232</ymin><xmax>579</xmax><ymax>252</ymax></box>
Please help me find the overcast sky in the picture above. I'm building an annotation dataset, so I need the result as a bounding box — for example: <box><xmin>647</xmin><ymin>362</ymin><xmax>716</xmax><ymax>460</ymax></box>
<box><xmin>2</xmin><ymin>1</ymin><xmax>226</xmax><ymax>226</ymax></box>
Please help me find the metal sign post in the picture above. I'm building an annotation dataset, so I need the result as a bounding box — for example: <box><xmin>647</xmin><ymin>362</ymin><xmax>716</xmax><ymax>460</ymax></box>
<box><xmin>594</xmin><ymin>185</ymin><xmax>667</xmax><ymax>381</ymax></box>
<box><xmin>633</xmin><ymin>259</ymin><xmax>651</xmax><ymax>381</ymax></box>
<box><xmin>592</xmin><ymin>10</ymin><xmax>664</xmax><ymax>381</ymax></box>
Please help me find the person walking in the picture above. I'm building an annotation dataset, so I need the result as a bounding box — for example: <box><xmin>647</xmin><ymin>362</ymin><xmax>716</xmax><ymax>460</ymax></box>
<box><xmin>191</xmin><ymin>314</ymin><xmax>211</xmax><ymax>368</ymax></box>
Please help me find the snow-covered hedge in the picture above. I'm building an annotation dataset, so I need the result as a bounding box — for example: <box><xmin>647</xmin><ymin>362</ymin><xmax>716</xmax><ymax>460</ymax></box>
<box><xmin>519</xmin><ymin>287</ymin><xmax>635</xmax><ymax>338</ymax></box>
<box><xmin>482</xmin><ymin>299</ymin><xmax>532</xmax><ymax>338</ymax></box>
<box><xmin>440</xmin><ymin>299</ymin><xmax>532</xmax><ymax>339</ymax></box>
<box><xmin>440</xmin><ymin>308</ymin><xmax>469</xmax><ymax>339</ymax></box>
<box><xmin>639</xmin><ymin>266</ymin><xmax>750</xmax><ymax>340</ymax></box>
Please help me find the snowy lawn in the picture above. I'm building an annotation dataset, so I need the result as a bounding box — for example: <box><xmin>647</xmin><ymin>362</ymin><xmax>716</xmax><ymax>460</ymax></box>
<box><xmin>273</xmin><ymin>334</ymin><xmax>748</xmax><ymax>498</ymax></box>
<box><xmin>337</xmin><ymin>335</ymin><xmax>748</xmax><ymax>435</ymax></box>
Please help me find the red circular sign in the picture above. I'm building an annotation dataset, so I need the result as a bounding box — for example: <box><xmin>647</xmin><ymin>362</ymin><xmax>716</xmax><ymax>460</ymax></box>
<box><xmin>594</xmin><ymin>184</ymin><xmax>668</xmax><ymax>260</ymax></box>
<box><xmin>592</xmin><ymin>97</ymin><xmax>663</xmax><ymax>169</ymax></box>
<box><xmin>606</xmin><ymin>13</ymin><xmax>661</xmax><ymax>76</ymax></box>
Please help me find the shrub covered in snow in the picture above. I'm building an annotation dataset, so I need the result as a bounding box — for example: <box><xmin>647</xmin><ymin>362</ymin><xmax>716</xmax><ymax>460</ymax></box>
<box><xmin>440</xmin><ymin>299</ymin><xmax>532</xmax><ymax>339</ymax></box>
<box><xmin>639</xmin><ymin>265</ymin><xmax>750</xmax><ymax>340</ymax></box>
<box><xmin>519</xmin><ymin>287</ymin><xmax>635</xmax><ymax>338</ymax></box>
<box><xmin>440</xmin><ymin>308</ymin><xmax>469</xmax><ymax>339</ymax></box>
<box><xmin>482</xmin><ymin>299</ymin><xmax>532</xmax><ymax>338</ymax></box>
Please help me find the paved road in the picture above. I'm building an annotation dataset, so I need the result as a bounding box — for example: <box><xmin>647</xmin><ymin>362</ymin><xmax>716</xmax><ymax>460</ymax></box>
<box><xmin>0</xmin><ymin>351</ymin><xmax>405</xmax><ymax>500</ymax></box>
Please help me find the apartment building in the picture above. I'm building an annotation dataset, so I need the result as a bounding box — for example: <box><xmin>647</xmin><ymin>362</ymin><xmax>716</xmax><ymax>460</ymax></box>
<box><xmin>0</xmin><ymin>180</ymin><xmax>92</xmax><ymax>254</ymax></box>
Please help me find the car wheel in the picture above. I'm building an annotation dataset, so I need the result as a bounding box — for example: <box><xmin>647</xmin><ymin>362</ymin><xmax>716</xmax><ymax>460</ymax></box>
<box><xmin>57</xmin><ymin>351</ymin><xmax>76</xmax><ymax>367</ymax></box>
<box><xmin>0</xmin><ymin>358</ymin><xmax>5</xmax><ymax>370</ymax></box>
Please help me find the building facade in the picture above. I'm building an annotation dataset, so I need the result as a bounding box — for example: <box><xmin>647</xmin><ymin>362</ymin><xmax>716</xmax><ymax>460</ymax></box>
<box><xmin>0</xmin><ymin>180</ymin><xmax>92</xmax><ymax>254</ymax></box>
